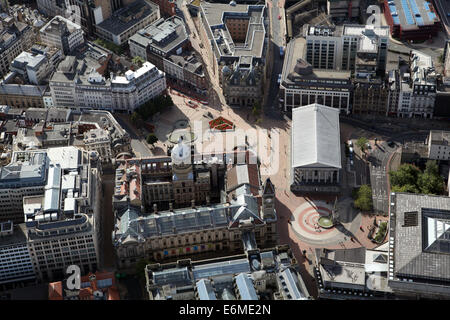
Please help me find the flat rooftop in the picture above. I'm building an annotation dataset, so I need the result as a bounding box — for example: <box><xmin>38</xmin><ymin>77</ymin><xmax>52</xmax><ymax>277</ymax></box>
<box><xmin>386</xmin><ymin>0</ymin><xmax>439</xmax><ymax>30</ymax></box>
<box><xmin>200</xmin><ymin>2</ymin><xmax>266</xmax><ymax>60</ymax></box>
<box><xmin>429</xmin><ymin>130</ymin><xmax>450</xmax><ymax>145</ymax></box>
<box><xmin>97</xmin><ymin>0</ymin><xmax>158</xmax><ymax>36</ymax></box>
<box><xmin>130</xmin><ymin>16</ymin><xmax>188</xmax><ymax>56</ymax></box>
<box><xmin>282</xmin><ymin>37</ymin><xmax>351</xmax><ymax>85</ymax></box>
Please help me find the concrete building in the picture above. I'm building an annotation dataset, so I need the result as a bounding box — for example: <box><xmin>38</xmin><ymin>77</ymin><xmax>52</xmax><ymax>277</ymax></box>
<box><xmin>388</xmin><ymin>193</ymin><xmax>450</xmax><ymax>299</ymax></box>
<box><xmin>0</xmin><ymin>221</ymin><xmax>35</xmax><ymax>287</ymax></box>
<box><xmin>303</xmin><ymin>24</ymin><xmax>389</xmax><ymax>75</ymax></box>
<box><xmin>290</xmin><ymin>104</ymin><xmax>341</xmax><ymax>194</ymax></box>
<box><xmin>50</xmin><ymin>43</ymin><xmax>166</xmax><ymax>112</ymax></box>
<box><xmin>428</xmin><ymin>130</ymin><xmax>450</xmax><ymax>161</ymax></box>
<box><xmin>95</xmin><ymin>0</ymin><xmax>160</xmax><ymax>46</ymax></box>
<box><xmin>112</xmin><ymin>148</ymin><xmax>278</xmax><ymax>268</ymax></box>
<box><xmin>314</xmin><ymin>243</ymin><xmax>393</xmax><ymax>299</ymax></box>
<box><xmin>39</xmin><ymin>16</ymin><xmax>84</xmax><ymax>56</ymax></box>
<box><xmin>145</xmin><ymin>245</ymin><xmax>310</xmax><ymax>300</ymax></box>
<box><xmin>395</xmin><ymin>50</ymin><xmax>437</xmax><ymax>119</ymax></box>
<box><xmin>0</xmin><ymin>14</ymin><xmax>34</xmax><ymax>78</ymax></box>
<box><xmin>280</xmin><ymin>37</ymin><xmax>352</xmax><ymax>114</ymax></box>
<box><xmin>0</xmin><ymin>150</ymin><xmax>49</xmax><ymax>223</ymax></box>
<box><xmin>198</xmin><ymin>2</ymin><xmax>268</xmax><ymax>107</ymax></box>
<box><xmin>10</xmin><ymin>51</ymin><xmax>53</xmax><ymax>85</ymax></box>
<box><xmin>129</xmin><ymin>16</ymin><xmax>207</xmax><ymax>95</ymax></box>
<box><xmin>384</xmin><ymin>0</ymin><xmax>440</xmax><ymax>40</ymax></box>
<box><xmin>22</xmin><ymin>146</ymin><xmax>102</xmax><ymax>282</ymax></box>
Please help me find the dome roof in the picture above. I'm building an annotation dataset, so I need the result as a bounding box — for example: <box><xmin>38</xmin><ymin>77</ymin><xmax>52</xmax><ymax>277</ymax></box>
<box><xmin>171</xmin><ymin>138</ymin><xmax>191</xmax><ymax>165</ymax></box>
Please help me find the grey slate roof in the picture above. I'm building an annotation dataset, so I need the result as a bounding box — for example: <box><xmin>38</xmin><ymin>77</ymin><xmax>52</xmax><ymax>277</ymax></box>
<box><xmin>392</xmin><ymin>193</ymin><xmax>450</xmax><ymax>282</ymax></box>
<box><xmin>291</xmin><ymin>104</ymin><xmax>341</xmax><ymax>169</ymax></box>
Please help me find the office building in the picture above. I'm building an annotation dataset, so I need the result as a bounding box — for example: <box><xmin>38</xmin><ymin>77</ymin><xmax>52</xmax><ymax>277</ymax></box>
<box><xmin>384</xmin><ymin>0</ymin><xmax>440</xmax><ymax>40</ymax></box>
<box><xmin>428</xmin><ymin>130</ymin><xmax>450</xmax><ymax>161</ymax></box>
<box><xmin>0</xmin><ymin>150</ymin><xmax>49</xmax><ymax>223</ymax></box>
<box><xmin>0</xmin><ymin>221</ymin><xmax>35</xmax><ymax>287</ymax></box>
<box><xmin>303</xmin><ymin>24</ymin><xmax>389</xmax><ymax>75</ymax></box>
<box><xmin>95</xmin><ymin>0</ymin><xmax>160</xmax><ymax>46</ymax></box>
<box><xmin>290</xmin><ymin>104</ymin><xmax>341</xmax><ymax>194</ymax></box>
<box><xmin>395</xmin><ymin>50</ymin><xmax>437</xmax><ymax>118</ymax></box>
<box><xmin>198</xmin><ymin>2</ymin><xmax>268</xmax><ymax>107</ymax></box>
<box><xmin>145</xmin><ymin>245</ymin><xmax>310</xmax><ymax>300</ymax></box>
<box><xmin>280</xmin><ymin>37</ymin><xmax>352</xmax><ymax>114</ymax></box>
<box><xmin>352</xmin><ymin>78</ymin><xmax>389</xmax><ymax>115</ymax></box>
<box><xmin>49</xmin><ymin>43</ymin><xmax>166</xmax><ymax>112</ymax></box>
<box><xmin>22</xmin><ymin>146</ymin><xmax>102</xmax><ymax>282</ymax></box>
<box><xmin>0</xmin><ymin>14</ymin><xmax>34</xmax><ymax>77</ymax></box>
<box><xmin>39</xmin><ymin>16</ymin><xmax>85</xmax><ymax>56</ymax></box>
<box><xmin>388</xmin><ymin>193</ymin><xmax>450</xmax><ymax>299</ymax></box>
<box><xmin>129</xmin><ymin>16</ymin><xmax>207</xmax><ymax>95</ymax></box>
<box><xmin>10</xmin><ymin>51</ymin><xmax>53</xmax><ymax>85</ymax></box>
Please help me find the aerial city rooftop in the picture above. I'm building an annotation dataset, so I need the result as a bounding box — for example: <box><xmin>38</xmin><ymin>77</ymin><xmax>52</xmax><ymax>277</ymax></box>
<box><xmin>0</xmin><ymin>0</ymin><xmax>448</xmax><ymax>304</ymax></box>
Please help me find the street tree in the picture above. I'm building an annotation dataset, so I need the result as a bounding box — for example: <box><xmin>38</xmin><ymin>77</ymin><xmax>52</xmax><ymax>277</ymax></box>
<box><xmin>132</xmin><ymin>56</ymin><xmax>145</xmax><ymax>67</ymax></box>
<box><xmin>353</xmin><ymin>184</ymin><xmax>373</xmax><ymax>211</ymax></box>
<box><xmin>356</xmin><ymin>137</ymin><xmax>369</xmax><ymax>153</ymax></box>
<box><xmin>146</xmin><ymin>133</ymin><xmax>158</xmax><ymax>146</ymax></box>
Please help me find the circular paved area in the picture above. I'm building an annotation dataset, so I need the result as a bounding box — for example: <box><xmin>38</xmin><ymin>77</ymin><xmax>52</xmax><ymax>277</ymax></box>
<box><xmin>290</xmin><ymin>199</ymin><xmax>362</xmax><ymax>246</ymax></box>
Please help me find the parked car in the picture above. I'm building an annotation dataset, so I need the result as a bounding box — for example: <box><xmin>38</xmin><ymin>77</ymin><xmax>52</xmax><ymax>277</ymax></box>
<box><xmin>277</xmin><ymin>74</ymin><xmax>282</xmax><ymax>84</ymax></box>
<box><xmin>366</xmin><ymin>142</ymin><xmax>371</xmax><ymax>149</ymax></box>
<box><xmin>278</xmin><ymin>15</ymin><xmax>281</xmax><ymax>20</ymax></box>
<box><xmin>348</xmin><ymin>140</ymin><xmax>353</xmax><ymax>147</ymax></box>
<box><xmin>349</xmin><ymin>147</ymin><xmax>354</xmax><ymax>154</ymax></box>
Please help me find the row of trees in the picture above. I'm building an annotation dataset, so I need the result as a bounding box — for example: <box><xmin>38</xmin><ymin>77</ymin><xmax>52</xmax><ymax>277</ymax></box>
<box><xmin>389</xmin><ymin>161</ymin><xmax>445</xmax><ymax>195</ymax></box>
<box><xmin>93</xmin><ymin>38</ymin><xmax>124</xmax><ymax>55</ymax></box>
<box><xmin>131</xmin><ymin>95</ymin><xmax>174</xmax><ymax>124</ymax></box>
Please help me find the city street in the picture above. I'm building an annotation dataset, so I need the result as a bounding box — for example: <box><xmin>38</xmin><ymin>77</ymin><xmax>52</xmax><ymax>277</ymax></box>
<box><xmin>115</xmin><ymin>115</ymin><xmax>153</xmax><ymax>158</ymax></box>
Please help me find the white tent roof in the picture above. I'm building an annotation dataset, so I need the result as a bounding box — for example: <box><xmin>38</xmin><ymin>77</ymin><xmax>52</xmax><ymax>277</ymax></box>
<box><xmin>291</xmin><ymin>104</ymin><xmax>341</xmax><ymax>169</ymax></box>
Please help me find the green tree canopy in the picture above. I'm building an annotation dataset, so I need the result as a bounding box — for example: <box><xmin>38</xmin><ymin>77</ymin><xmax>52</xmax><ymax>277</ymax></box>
<box><xmin>146</xmin><ymin>133</ymin><xmax>158</xmax><ymax>145</ymax></box>
<box><xmin>356</xmin><ymin>137</ymin><xmax>369</xmax><ymax>153</ymax></box>
<box><xmin>132</xmin><ymin>56</ymin><xmax>145</xmax><ymax>67</ymax></box>
<box><xmin>389</xmin><ymin>164</ymin><xmax>421</xmax><ymax>188</ymax></box>
<box><xmin>353</xmin><ymin>184</ymin><xmax>373</xmax><ymax>211</ymax></box>
<box><xmin>390</xmin><ymin>162</ymin><xmax>444</xmax><ymax>195</ymax></box>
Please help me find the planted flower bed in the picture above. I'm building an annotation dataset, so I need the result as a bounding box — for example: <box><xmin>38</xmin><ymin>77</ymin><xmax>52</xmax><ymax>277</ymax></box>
<box><xmin>209</xmin><ymin>116</ymin><xmax>234</xmax><ymax>131</ymax></box>
<box><xmin>373</xmin><ymin>221</ymin><xmax>388</xmax><ymax>244</ymax></box>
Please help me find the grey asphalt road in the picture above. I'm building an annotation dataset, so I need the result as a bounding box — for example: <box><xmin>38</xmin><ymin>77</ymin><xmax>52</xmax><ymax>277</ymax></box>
<box><xmin>433</xmin><ymin>0</ymin><xmax>450</xmax><ymax>37</ymax></box>
<box><xmin>368</xmin><ymin>142</ymin><xmax>397</xmax><ymax>214</ymax></box>
<box><xmin>264</xmin><ymin>0</ymin><xmax>284</xmax><ymax>119</ymax></box>
<box><xmin>115</xmin><ymin>116</ymin><xmax>153</xmax><ymax>158</ymax></box>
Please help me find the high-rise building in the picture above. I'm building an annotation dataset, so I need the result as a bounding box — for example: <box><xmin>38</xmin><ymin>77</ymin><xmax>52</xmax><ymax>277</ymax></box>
<box><xmin>39</xmin><ymin>16</ymin><xmax>85</xmax><ymax>56</ymax></box>
<box><xmin>303</xmin><ymin>24</ymin><xmax>389</xmax><ymax>75</ymax></box>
